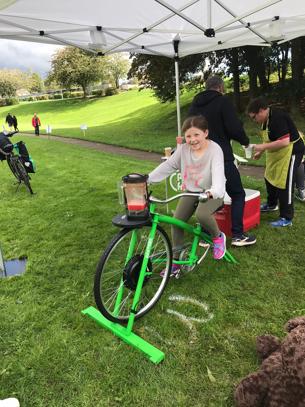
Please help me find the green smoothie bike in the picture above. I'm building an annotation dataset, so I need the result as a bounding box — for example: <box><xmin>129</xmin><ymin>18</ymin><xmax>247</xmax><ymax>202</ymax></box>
<box><xmin>83</xmin><ymin>174</ymin><xmax>236</xmax><ymax>363</ymax></box>
<box><xmin>93</xmin><ymin>174</ymin><xmax>236</xmax><ymax>326</ymax></box>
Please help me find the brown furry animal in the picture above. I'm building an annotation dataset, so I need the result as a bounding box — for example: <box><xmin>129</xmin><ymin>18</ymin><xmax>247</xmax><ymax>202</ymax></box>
<box><xmin>234</xmin><ymin>316</ymin><xmax>305</xmax><ymax>407</ymax></box>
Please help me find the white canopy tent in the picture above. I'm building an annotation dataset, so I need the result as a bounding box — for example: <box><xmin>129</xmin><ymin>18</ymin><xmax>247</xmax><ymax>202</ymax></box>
<box><xmin>0</xmin><ymin>0</ymin><xmax>304</xmax><ymax>132</ymax></box>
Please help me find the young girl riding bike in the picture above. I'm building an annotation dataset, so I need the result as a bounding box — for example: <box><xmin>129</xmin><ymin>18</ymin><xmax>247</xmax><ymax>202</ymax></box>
<box><xmin>149</xmin><ymin>115</ymin><xmax>226</xmax><ymax>275</ymax></box>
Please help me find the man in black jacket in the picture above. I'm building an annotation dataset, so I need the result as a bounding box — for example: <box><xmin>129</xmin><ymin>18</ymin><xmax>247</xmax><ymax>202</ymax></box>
<box><xmin>188</xmin><ymin>75</ymin><xmax>256</xmax><ymax>246</ymax></box>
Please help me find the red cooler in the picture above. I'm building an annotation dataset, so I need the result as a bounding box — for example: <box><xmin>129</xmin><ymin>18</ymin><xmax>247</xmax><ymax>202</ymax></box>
<box><xmin>214</xmin><ymin>189</ymin><xmax>260</xmax><ymax>236</ymax></box>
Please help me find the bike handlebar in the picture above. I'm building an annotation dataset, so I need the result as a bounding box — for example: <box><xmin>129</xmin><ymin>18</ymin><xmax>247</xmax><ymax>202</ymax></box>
<box><xmin>149</xmin><ymin>192</ymin><xmax>209</xmax><ymax>204</ymax></box>
<box><xmin>4</xmin><ymin>130</ymin><xmax>19</xmax><ymax>138</ymax></box>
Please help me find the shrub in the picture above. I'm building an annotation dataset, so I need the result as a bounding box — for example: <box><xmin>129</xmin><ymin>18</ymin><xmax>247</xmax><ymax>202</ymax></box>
<box><xmin>105</xmin><ymin>88</ymin><xmax>118</xmax><ymax>96</ymax></box>
<box><xmin>63</xmin><ymin>91</ymin><xmax>71</xmax><ymax>98</ymax></box>
<box><xmin>37</xmin><ymin>95</ymin><xmax>49</xmax><ymax>100</ymax></box>
<box><xmin>71</xmin><ymin>91</ymin><xmax>84</xmax><ymax>98</ymax></box>
<box><xmin>5</xmin><ymin>97</ymin><xmax>19</xmax><ymax>106</ymax></box>
<box><xmin>27</xmin><ymin>96</ymin><xmax>37</xmax><ymax>102</ymax></box>
<box><xmin>92</xmin><ymin>89</ymin><xmax>104</xmax><ymax>97</ymax></box>
<box><xmin>53</xmin><ymin>94</ymin><xmax>62</xmax><ymax>100</ymax></box>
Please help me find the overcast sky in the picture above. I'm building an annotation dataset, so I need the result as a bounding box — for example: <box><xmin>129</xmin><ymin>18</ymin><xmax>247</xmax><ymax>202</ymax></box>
<box><xmin>0</xmin><ymin>39</ymin><xmax>62</xmax><ymax>77</ymax></box>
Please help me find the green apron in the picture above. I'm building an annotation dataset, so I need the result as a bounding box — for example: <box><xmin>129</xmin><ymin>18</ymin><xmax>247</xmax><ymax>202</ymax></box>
<box><xmin>260</xmin><ymin>128</ymin><xmax>295</xmax><ymax>189</ymax></box>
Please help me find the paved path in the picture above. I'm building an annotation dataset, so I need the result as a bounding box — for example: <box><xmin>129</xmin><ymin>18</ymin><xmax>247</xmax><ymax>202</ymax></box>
<box><xmin>24</xmin><ymin>133</ymin><xmax>265</xmax><ymax>179</ymax></box>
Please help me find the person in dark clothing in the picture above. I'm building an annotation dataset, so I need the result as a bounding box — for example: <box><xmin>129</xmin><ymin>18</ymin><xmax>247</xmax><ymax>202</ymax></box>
<box><xmin>5</xmin><ymin>113</ymin><xmax>14</xmax><ymax>130</ymax></box>
<box><xmin>12</xmin><ymin>115</ymin><xmax>18</xmax><ymax>131</ymax></box>
<box><xmin>248</xmin><ymin>97</ymin><xmax>305</xmax><ymax>227</ymax></box>
<box><xmin>188</xmin><ymin>75</ymin><xmax>256</xmax><ymax>246</ymax></box>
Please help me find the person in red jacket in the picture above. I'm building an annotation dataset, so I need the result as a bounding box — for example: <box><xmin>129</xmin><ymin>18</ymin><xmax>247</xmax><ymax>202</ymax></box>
<box><xmin>32</xmin><ymin>113</ymin><xmax>41</xmax><ymax>136</ymax></box>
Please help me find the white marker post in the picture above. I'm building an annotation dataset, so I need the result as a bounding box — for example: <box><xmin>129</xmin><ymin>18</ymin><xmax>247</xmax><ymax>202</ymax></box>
<box><xmin>80</xmin><ymin>124</ymin><xmax>87</xmax><ymax>137</ymax></box>
<box><xmin>46</xmin><ymin>124</ymin><xmax>52</xmax><ymax>139</ymax></box>
<box><xmin>0</xmin><ymin>244</ymin><xmax>6</xmax><ymax>277</ymax></box>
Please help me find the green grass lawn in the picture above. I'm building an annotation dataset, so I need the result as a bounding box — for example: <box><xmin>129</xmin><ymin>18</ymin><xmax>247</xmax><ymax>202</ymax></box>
<box><xmin>1</xmin><ymin>137</ymin><xmax>305</xmax><ymax>406</ymax></box>
<box><xmin>3</xmin><ymin>89</ymin><xmax>305</xmax><ymax>161</ymax></box>
<box><xmin>1</xmin><ymin>90</ymin><xmax>195</xmax><ymax>153</ymax></box>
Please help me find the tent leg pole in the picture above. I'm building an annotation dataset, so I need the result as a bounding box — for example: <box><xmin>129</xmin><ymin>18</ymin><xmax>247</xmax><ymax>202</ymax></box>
<box><xmin>174</xmin><ymin>58</ymin><xmax>181</xmax><ymax>136</ymax></box>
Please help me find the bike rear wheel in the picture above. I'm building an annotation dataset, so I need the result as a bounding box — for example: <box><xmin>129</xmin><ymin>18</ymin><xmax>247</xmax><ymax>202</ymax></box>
<box><xmin>94</xmin><ymin>225</ymin><xmax>172</xmax><ymax>323</ymax></box>
<box><xmin>8</xmin><ymin>156</ymin><xmax>33</xmax><ymax>194</ymax></box>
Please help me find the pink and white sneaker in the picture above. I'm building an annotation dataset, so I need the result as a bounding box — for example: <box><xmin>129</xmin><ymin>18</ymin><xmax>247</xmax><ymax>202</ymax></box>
<box><xmin>213</xmin><ymin>232</ymin><xmax>226</xmax><ymax>260</ymax></box>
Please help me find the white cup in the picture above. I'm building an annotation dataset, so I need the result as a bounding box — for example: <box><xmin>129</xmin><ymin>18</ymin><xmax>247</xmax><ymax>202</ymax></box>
<box><xmin>244</xmin><ymin>144</ymin><xmax>254</xmax><ymax>159</ymax></box>
<box><xmin>164</xmin><ymin>147</ymin><xmax>172</xmax><ymax>158</ymax></box>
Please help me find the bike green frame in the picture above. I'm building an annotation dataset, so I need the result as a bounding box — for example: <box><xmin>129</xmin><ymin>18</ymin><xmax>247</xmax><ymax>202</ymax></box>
<box><xmin>83</xmin><ymin>200</ymin><xmax>237</xmax><ymax>364</ymax></box>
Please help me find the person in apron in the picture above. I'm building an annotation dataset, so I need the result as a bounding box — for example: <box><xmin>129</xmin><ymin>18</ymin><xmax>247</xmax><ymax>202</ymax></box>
<box><xmin>247</xmin><ymin>97</ymin><xmax>305</xmax><ymax>227</ymax></box>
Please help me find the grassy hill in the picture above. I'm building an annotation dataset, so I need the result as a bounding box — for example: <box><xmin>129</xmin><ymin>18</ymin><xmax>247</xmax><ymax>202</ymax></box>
<box><xmin>2</xmin><ymin>89</ymin><xmax>305</xmax><ymax>158</ymax></box>
<box><xmin>0</xmin><ymin>90</ymin><xmax>196</xmax><ymax>152</ymax></box>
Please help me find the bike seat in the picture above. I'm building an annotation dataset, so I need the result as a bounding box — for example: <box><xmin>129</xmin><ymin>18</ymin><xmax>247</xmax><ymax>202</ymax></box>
<box><xmin>112</xmin><ymin>214</ymin><xmax>152</xmax><ymax>228</ymax></box>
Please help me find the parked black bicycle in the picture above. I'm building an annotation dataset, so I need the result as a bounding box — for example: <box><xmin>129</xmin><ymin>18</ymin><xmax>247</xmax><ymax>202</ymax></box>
<box><xmin>0</xmin><ymin>131</ymin><xmax>35</xmax><ymax>194</ymax></box>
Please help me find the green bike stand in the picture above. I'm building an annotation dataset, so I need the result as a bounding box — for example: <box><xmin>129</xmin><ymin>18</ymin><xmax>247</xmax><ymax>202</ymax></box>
<box><xmin>82</xmin><ymin>306</ymin><xmax>165</xmax><ymax>364</ymax></box>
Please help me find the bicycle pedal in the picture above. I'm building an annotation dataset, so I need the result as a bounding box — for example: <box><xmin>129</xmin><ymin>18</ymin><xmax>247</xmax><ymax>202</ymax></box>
<box><xmin>199</xmin><ymin>241</ymin><xmax>210</xmax><ymax>248</ymax></box>
<box><xmin>183</xmin><ymin>266</ymin><xmax>195</xmax><ymax>273</ymax></box>
<box><xmin>170</xmin><ymin>270</ymin><xmax>181</xmax><ymax>279</ymax></box>
<box><xmin>197</xmin><ymin>243</ymin><xmax>211</xmax><ymax>265</ymax></box>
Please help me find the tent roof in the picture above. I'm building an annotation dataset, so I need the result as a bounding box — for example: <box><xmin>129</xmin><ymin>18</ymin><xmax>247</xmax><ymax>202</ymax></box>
<box><xmin>0</xmin><ymin>0</ymin><xmax>304</xmax><ymax>57</ymax></box>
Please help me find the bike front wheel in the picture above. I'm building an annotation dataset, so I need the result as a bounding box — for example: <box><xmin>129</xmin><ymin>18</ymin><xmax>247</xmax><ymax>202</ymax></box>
<box><xmin>94</xmin><ymin>225</ymin><xmax>172</xmax><ymax>323</ymax></box>
<box><xmin>7</xmin><ymin>156</ymin><xmax>19</xmax><ymax>181</ymax></box>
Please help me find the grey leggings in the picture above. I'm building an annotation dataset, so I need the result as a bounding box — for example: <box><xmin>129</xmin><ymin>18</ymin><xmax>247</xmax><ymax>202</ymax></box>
<box><xmin>172</xmin><ymin>195</ymin><xmax>223</xmax><ymax>254</ymax></box>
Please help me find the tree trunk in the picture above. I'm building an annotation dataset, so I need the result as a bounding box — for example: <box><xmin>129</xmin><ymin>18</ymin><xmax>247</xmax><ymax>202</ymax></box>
<box><xmin>231</xmin><ymin>48</ymin><xmax>241</xmax><ymax>111</ymax></box>
<box><xmin>244</xmin><ymin>46</ymin><xmax>259</xmax><ymax>97</ymax></box>
<box><xmin>277</xmin><ymin>56</ymin><xmax>281</xmax><ymax>82</ymax></box>
<box><xmin>280</xmin><ymin>44</ymin><xmax>289</xmax><ymax>84</ymax></box>
<box><xmin>257</xmin><ymin>49</ymin><xmax>269</xmax><ymax>91</ymax></box>
<box><xmin>291</xmin><ymin>37</ymin><xmax>305</xmax><ymax>97</ymax></box>
<box><xmin>81</xmin><ymin>84</ymin><xmax>88</xmax><ymax>98</ymax></box>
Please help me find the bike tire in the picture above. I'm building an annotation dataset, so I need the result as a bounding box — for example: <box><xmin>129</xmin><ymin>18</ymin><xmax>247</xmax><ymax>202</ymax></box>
<box><xmin>94</xmin><ymin>225</ymin><xmax>172</xmax><ymax>323</ymax></box>
<box><xmin>7</xmin><ymin>156</ymin><xmax>19</xmax><ymax>181</ymax></box>
<box><xmin>15</xmin><ymin>157</ymin><xmax>34</xmax><ymax>194</ymax></box>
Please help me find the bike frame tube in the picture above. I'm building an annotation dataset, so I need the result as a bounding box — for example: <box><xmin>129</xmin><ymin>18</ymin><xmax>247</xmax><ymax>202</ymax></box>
<box><xmin>126</xmin><ymin>215</ymin><xmax>159</xmax><ymax>333</ymax></box>
<box><xmin>113</xmin><ymin>229</ymin><xmax>138</xmax><ymax>316</ymax></box>
<box><xmin>157</xmin><ymin>214</ymin><xmax>202</xmax><ymax>266</ymax></box>
<box><xmin>157</xmin><ymin>212</ymin><xmax>200</xmax><ymax>236</ymax></box>
<box><xmin>150</xmin><ymin>209</ymin><xmax>237</xmax><ymax>264</ymax></box>
<box><xmin>173</xmin><ymin>224</ymin><xmax>201</xmax><ymax>266</ymax></box>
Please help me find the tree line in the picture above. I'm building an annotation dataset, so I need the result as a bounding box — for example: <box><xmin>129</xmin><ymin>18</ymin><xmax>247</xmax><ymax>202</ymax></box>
<box><xmin>0</xmin><ymin>48</ymin><xmax>130</xmax><ymax>104</ymax></box>
<box><xmin>1</xmin><ymin>39</ymin><xmax>304</xmax><ymax>109</ymax></box>
<box><xmin>129</xmin><ymin>37</ymin><xmax>305</xmax><ymax>111</ymax></box>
